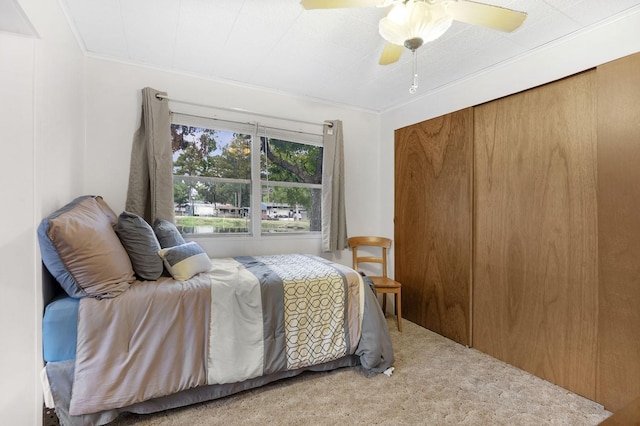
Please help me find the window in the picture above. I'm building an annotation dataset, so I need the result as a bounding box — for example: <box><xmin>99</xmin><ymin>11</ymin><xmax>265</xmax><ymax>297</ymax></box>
<box><xmin>260</xmin><ymin>136</ymin><xmax>323</xmax><ymax>233</ymax></box>
<box><xmin>171</xmin><ymin>114</ymin><xmax>322</xmax><ymax>236</ymax></box>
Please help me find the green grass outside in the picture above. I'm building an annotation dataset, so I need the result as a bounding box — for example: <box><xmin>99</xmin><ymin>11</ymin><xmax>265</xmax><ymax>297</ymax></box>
<box><xmin>176</xmin><ymin>215</ymin><xmax>310</xmax><ymax>233</ymax></box>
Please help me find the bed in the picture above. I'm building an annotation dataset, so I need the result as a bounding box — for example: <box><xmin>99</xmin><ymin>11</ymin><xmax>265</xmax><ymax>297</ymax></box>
<box><xmin>39</xmin><ymin>196</ymin><xmax>394</xmax><ymax>426</ymax></box>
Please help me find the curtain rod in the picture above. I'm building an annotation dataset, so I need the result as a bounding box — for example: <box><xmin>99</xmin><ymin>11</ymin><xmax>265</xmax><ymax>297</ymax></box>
<box><xmin>155</xmin><ymin>94</ymin><xmax>333</xmax><ymax>128</ymax></box>
<box><xmin>171</xmin><ymin>110</ymin><xmax>324</xmax><ymax>139</ymax></box>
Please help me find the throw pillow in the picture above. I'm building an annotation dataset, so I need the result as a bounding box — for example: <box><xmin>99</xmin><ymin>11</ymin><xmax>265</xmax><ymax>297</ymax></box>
<box><xmin>115</xmin><ymin>211</ymin><xmax>163</xmax><ymax>281</ymax></box>
<box><xmin>38</xmin><ymin>195</ymin><xmax>135</xmax><ymax>298</ymax></box>
<box><xmin>153</xmin><ymin>218</ymin><xmax>186</xmax><ymax>248</ymax></box>
<box><xmin>157</xmin><ymin>241</ymin><xmax>212</xmax><ymax>281</ymax></box>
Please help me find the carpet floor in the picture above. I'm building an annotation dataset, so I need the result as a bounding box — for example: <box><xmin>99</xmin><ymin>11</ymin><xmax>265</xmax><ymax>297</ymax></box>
<box><xmin>109</xmin><ymin>317</ymin><xmax>611</xmax><ymax>425</ymax></box>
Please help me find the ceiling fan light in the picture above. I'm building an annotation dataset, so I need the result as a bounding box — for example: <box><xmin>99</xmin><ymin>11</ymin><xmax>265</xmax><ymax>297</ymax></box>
<box><xmin>422</xmin><ymin>4</ymin><xmax>453</xmax><ymax>42</ymax></box>
<box><xmin>379</xmin><ymin>1</ymin><xmax>453</xmax><ymax>47</ymax></box>
<box><xmin>378</xmin><ymin>2</ymin><xmax>411</xmax><ymax>45</ymax></box>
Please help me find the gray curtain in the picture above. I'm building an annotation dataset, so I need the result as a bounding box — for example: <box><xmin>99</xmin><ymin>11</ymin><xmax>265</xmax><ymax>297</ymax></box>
<box><xmin>321</xmin><ymin>120</ymin><xmax>348</xmax><ymax>252</ymax></box>
<box><xmin>125</xmin><ymin>87</ymin><xmax>175</xmax><ymax>224</ymax></box>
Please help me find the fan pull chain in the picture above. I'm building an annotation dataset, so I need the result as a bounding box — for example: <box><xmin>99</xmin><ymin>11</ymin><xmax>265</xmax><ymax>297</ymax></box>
<box><xmin>409</xmin><ymin>49</ymin><xmax>419</xmax><ymax>94</ymax></box>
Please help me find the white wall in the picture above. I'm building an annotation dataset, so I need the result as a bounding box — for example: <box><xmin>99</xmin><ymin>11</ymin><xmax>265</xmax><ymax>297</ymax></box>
<box><xmin>379</xmin><ymin>9</ymin><xmax>640</xmax><ymax>279</ymax></box>
<box><xmin>0</xmin><ymin>0</ymin><xmax>84</xmax><ymax>423</ymax></box>
<box><xmin>0</xmin><ymin>30</ymin><xmax>38</xmax><ymax>424</ymax></box>
<box><xmin>83</xmin><ymin>58</ymin><xmax>381</xmax><ymax>264</ymax></box>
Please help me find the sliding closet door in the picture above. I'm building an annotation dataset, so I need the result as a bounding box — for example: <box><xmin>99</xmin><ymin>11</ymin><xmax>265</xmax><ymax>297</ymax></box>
<box><xmin>394</xmin><ymin>108</ymin><xmax>472</xmax><ymax>346</ymax></box>
<box><xmin>596</xmin><ymin>53</ymin><xmax>640</xmax><ymax>412</ymax></box>
<box><xmin>473</xmin><ymin>72</ymin><xmax>598</xmax><ymax>399</ymax></box>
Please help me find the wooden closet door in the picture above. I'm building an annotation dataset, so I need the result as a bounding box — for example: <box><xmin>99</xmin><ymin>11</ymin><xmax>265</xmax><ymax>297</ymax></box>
<box><xmin>596</xmin><ymin>52</ymin><xmax>640</xmax><ymax>412</ymax></box>
<box><xmin>394</xmin><ymin>108</ymin><xmax>472</xmax><ymax>346</ymax></box>
<box><xmin>473</xmin><ymin>71</ymin><xmax>599</xmax><ymax>399</ymax></box>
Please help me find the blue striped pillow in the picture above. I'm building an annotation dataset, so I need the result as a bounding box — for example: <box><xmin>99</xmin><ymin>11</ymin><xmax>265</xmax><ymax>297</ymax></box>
<box><xmin>157</xmin><ymin>241</ymin><xmax>212</xmax><ymax>280</ymax></box>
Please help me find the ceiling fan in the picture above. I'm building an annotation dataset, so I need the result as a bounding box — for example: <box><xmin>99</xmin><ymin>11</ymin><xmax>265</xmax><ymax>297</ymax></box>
<box><xmin>300</xmin><ymin>0</ymin><xmax>527</xmax><ymax>66</ymax></box>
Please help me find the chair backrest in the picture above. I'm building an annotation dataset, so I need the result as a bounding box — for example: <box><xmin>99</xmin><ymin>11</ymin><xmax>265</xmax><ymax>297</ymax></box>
<box><xmin>347</xmin><ymin>236</ymin><xmax>392</xmax><ymax>279</ymax></box>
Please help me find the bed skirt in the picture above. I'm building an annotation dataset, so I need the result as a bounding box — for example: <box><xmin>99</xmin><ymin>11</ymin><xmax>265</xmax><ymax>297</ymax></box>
<box><xmin>45</xmin><ymin>355</ymin><xmax>360</xmax><ymax>426</ymax></box>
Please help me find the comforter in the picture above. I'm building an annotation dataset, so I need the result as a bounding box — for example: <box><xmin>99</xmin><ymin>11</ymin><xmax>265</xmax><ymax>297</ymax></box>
<box><xmin>58</xmin><ymin>254</ymin><xmax>393</xmax><ymax>417</ymax></box>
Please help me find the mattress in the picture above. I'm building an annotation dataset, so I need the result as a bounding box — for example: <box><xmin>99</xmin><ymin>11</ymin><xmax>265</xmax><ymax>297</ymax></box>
<box><xmin>43</xmin><ymin>295</ymin><xmax>78</xmax><ymax>362</ymax></box>
<box><xmin>41</xmin><ymin>272</ymin><xmax>376</xmax><ymax>364</ymax></box>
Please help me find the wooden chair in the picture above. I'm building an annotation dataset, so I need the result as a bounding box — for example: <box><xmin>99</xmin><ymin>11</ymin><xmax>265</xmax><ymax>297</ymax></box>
<box><xmin>348</xmin><ymin>236</ymin><xmax>402</xmax><ymax>332</ymax></box>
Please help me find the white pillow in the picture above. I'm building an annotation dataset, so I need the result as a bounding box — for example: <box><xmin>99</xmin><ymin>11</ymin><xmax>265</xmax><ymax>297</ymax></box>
<box><xmin>157</xmin><ymin>241</ymin><xmax>212</xmax><ymax>281</ymax></box>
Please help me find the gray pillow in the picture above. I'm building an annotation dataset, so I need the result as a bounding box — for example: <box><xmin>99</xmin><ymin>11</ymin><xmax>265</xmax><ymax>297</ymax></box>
<box><xmin>115</xmin><ymin>212</ymin><xmax>163</xmax><ymax>281</ymax></box>
<box><xmin>153</xmin><ymin>218</ymin><xmax>186</xmax><ymax>248</ymax></box>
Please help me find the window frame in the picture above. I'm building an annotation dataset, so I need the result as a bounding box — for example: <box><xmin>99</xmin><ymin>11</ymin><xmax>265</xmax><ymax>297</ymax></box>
<box><xmin>171</xmin><ymin>113</ymin><xmax>324</xmax><ymax>239</ymax></box>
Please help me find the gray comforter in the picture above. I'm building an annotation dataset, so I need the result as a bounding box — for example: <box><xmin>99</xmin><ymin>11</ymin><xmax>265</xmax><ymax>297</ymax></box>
<box><xmin>46</xmin><ymin>254</ymin><xmax>394</xmax><ymax>424</ymax></box>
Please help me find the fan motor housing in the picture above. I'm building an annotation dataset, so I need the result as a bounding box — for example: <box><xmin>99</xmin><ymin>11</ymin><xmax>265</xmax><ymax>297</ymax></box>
<box><xmin>404</xmin><ymin>37</ymin><xmax>424</xmax><ymax>51</ymax></box>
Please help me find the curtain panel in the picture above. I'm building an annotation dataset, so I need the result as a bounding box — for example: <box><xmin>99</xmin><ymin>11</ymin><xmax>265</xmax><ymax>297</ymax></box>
<box><xmin>321</xmin><ymin>120</ymin><xmax>348</xmax><ymax>252</ymax></box>
<box><xmin>125</xmin><ymin>87</ymin><xmax>175</xmax><ymax>225</ymax></box>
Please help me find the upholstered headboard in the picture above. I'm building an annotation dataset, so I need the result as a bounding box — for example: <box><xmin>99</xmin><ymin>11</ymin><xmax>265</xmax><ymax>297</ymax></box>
<box><xmin>42</xmin><ymin>263</ymin><xmax>63</xmax><ymax>313</ymax></box>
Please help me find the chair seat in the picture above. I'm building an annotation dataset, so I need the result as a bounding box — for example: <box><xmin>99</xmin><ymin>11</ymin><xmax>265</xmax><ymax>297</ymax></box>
<box><xmin>370</xmin><ymin>276</ymin><xmax>401</xmax><ymax>289</ymax></box>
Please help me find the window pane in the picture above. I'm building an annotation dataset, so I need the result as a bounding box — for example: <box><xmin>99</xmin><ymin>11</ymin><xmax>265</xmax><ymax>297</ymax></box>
<box><xmin>260</xmin><ymin>138</ymin><xmax>323</xmax><ymax>184</ymax></box>
<box><xmin>175</xmin><ymin>180</ymin><xmax>250</xmax><ymax>235</ymax></box>
<box><xmin>260</xmin><ymin>137</ymin><xmax>322</xmax><ymax>234</ymax></box>
<box><xmin>171</xmin><ymin>122</ymin><xmax>323</xmax><ymax>237</ymax></box>
<box><xmin>173</xmin><ymin>125</ymin><xmax>251</xmax><ymax>180</ymax></box>
<box><xmin>261</xmin><ymin>185</ymin><xmax>321</xmax><ymax>233</ymax></box>
<box><xmin>172</xmin><ymin>123</ymin><xmax>251</xmax><ymax>235</ymax></box>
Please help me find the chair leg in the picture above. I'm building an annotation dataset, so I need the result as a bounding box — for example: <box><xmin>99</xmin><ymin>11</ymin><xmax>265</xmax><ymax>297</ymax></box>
<box><xmin>392</xmin><ymin>293</ymin><xmax>397</xmax><ymax>324</ymax></box>
<box><xmin>396</xmin><ymin>291</ymin><xmax>402</xmax><ymax>332</ymax></box>
<box><xmin>382</xmin><ymin>293</ymin><xmax>387</xmax><ymax>315</ymax></box>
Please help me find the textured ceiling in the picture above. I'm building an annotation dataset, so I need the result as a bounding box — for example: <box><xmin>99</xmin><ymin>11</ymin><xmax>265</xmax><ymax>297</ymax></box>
<box><xmin>58</xmin><ymin>0</ymin><xmax>640</xmax><ymax>112</ymax></box>
<box><xmin>0</xmin><ymin>0</ymin><xmax>38</xmax><ymax>37</ymax></box>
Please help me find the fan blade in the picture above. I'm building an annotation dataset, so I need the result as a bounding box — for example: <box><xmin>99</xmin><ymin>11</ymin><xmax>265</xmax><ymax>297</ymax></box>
<box><xmin>379</xmin><ymin>42</ymin><xmax>403</xmax><ymax>65</ymax></box>
<box><xmin>447</xmin><ymin>0</ymin><xmax>527</xmax><ymax>32</ymax></box>
<box><xmin>300</xmin><ymin>0</ymin><xmax>384</xmax><ymax>9</ymax></box>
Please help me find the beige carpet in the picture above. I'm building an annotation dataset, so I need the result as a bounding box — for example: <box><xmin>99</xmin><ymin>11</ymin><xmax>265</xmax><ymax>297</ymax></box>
<box><xmin>111</xmin><ymin>318</ymin><xmax>611</xmax><ymax>425</ymax></box>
